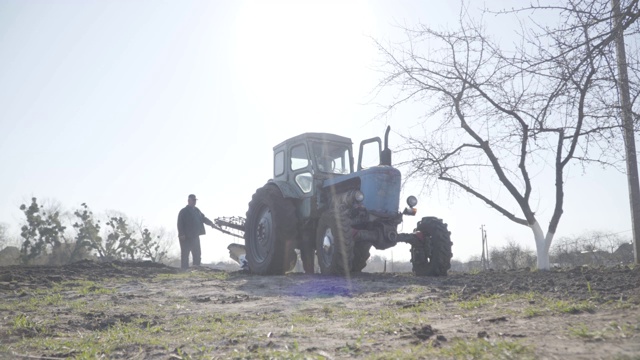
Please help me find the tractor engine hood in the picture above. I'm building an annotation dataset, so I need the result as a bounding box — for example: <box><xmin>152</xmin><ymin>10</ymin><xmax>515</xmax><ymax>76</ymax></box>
<box><xmin>322</xmin><ymin>166</ymin><xmax>401</xmax><ymax>217</ymax></box>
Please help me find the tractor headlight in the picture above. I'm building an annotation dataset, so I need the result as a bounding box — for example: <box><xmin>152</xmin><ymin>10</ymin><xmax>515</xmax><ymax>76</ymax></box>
<box><xmin>354</xmin><ymin>190</ymin><xmax>365</xmax><ymax>202</ymax></box>
<box><xmin>407</xmin><ymin>195</ymin><xmax>418</xmax><ymax>207</ymax></box>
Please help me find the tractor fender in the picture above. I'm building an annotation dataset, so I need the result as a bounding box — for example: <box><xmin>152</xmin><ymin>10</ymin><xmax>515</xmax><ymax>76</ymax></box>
<box><xmin>267</xmin><ymin>180</ymin><xmax>302</xmax><ymax>199</ymax></box>
<box><xmin>267</xmin><ymin>180</ymin><xmax>310</xmax><ymax>219</ymax></box>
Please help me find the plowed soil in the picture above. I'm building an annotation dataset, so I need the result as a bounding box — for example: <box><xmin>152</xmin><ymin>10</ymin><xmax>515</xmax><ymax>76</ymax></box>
<box><xmin>0</xmin><ymin>260</ymin><xmax>639</xmax><ymax>359</ymax></box>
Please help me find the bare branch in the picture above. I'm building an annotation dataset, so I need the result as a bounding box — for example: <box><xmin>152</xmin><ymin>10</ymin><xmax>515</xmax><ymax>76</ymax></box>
<box><xmin>439</xmin><ymin>176</ymin><xmax>528</xmax><ymax>226</ymax></box>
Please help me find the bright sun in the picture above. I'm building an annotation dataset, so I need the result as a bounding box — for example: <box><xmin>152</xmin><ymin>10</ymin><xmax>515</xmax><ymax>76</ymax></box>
<box><xmin>231</xmin><ymin>0</ymin><xmax>376</xmax><ymax>133</ymax></box>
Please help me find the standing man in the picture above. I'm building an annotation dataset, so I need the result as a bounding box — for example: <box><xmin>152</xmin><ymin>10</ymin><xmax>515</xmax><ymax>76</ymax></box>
<box><xmin>177</xmin><ymin>194</ymin><xmax>215</xmax><ymax>270</ymax></box>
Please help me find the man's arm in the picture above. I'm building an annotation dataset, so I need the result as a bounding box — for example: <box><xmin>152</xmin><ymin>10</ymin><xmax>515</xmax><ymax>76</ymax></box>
<box><xmin>196</xmin><ymin>207</ymin><xmax>215</xmax><ymax>228</ymax></box>
<box><xmin>177</xmin><ymin>209</ymin><xmax>186</xmax><ymax>239</ymax></box>
<box><xmin>203</xmin><ymin>214</ymin><xmax>215</xmax><ymax>227</ymax></box>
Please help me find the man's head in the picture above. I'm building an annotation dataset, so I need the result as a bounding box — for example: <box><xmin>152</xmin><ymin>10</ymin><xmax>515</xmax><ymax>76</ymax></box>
<box><xmin>188</xmin><ymin>194</ymin><xmax>197</xmax><ymax>207</ymax></box>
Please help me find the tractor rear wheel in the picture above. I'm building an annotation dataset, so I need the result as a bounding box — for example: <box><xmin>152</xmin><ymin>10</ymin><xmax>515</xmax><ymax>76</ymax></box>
<box><xmin>352</xmin><ymin>243</ymin><xmax>371</xmax><ymax>273</ymax></box>
<box><xmin>316</xmin><ymin>209</ymin><xmax>354</xmax><ymax>275</ymax></box>
<box><xmin>244</xmin><ymin>185</ymin><xmax>298</xmax><ymax>275</ymax></box>
<box><xmin>411</xmin><ymin>217</ymin><xmax>452</xmax><ymax>276</ymax></box>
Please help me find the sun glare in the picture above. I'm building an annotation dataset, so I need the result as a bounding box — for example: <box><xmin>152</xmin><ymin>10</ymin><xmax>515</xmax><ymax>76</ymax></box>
<box><xmin>232</xmin><ymin>0</ymin><xmax>376</xmax><ymax>134</ymax></box>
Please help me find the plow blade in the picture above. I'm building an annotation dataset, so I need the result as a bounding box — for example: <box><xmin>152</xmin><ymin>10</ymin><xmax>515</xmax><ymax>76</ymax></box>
<box><xmin>227</xmin><ymin>243</ymin><xmax>248</xmax><ymax>269</ymax></box>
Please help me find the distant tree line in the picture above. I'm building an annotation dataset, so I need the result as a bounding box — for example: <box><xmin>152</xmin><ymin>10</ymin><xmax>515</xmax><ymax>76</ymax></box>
<box><xmin>351</xmin><ymin>230</ymin><xmax>632</xmax><ymax>273</ymax></box>
<box><xmin>551</xmin><ymin>231</ymin><xmax>633</xmax><ymax>267</ymax></box>
<box><xmin>450</xmin><ymin>231</ymin><xmax>632</xmax><ymax>272</ymax></box>
<box><xmin>1</xmin><ymin>198</ymin><xmax>632</xmax><ymax>270</ymax></box>
<box><xmin>1</xmin><ymin>197</ymin><xmax>175</xmax><ymax>265</ymax></box>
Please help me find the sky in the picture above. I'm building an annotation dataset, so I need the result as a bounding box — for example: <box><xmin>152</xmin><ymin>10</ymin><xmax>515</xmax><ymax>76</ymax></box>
<box><xmin>0</xmin><ymin>0</ymin><xmax>636</xmax><ymax>265</ymax></box>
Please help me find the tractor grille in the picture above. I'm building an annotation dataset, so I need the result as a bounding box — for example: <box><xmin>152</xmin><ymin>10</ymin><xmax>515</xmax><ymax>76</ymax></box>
<box><xmin>358</xmin><ymin>166</ymin><xmax>401</xmax><ymax>217</ymax></box>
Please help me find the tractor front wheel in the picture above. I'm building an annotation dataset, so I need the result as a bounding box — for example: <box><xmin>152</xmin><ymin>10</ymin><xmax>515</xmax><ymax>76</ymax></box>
<box><xmin>316</xmin><ymin>209</ymin><xmax>354</xmax><ymax>275</ymax></box>
<box><xmin>352</xmin><ymin>243</ymin><xmax>371</xmax><ymax>273</ymax></box>
<box><xmin>244</xmin><ymin>185</ymin><xmax>298</xmax><ymax>275</ymax></box>
<box><xmin>411</xmin><ymin>217</ymin><xmax>452</xmax><ymax>276</ymax></box>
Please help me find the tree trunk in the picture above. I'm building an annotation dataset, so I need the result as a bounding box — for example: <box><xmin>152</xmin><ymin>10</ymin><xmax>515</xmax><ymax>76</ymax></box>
<box><xmin>612</xmin><ymin>0</ymin><xmax>640</xmax><ymax>265</ymax></box>
<box><xmin>531</xmin><ymin>221</ymin><xmax>553</xmax><ymax>270</ymax></box>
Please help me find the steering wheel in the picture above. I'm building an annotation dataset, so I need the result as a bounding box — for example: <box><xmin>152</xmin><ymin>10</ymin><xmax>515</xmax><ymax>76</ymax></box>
<box><xmin>318</xmin><ymin>156</ymin><xmax>334</xmax><ymax>172</ymax></box>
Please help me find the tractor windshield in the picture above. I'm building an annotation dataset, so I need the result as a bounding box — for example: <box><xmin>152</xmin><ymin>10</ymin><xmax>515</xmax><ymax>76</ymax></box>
<box><xmin>312</xmin><ymin>142</ymin><xmax>351</xmax><ymax>174</ymax></box>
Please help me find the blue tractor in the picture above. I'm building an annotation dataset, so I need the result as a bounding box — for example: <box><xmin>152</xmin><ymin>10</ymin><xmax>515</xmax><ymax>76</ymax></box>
<box><xmin>242</xmin><ymin>127</ymin><xmax>452</xmax><ymax>276</ymax></box>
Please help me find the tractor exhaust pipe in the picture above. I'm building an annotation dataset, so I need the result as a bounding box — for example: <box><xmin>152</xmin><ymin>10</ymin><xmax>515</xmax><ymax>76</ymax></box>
<box><xmin>380</xmin><ymin>126</ymin><xmax>392</xmax><ymax>166</ymax></box>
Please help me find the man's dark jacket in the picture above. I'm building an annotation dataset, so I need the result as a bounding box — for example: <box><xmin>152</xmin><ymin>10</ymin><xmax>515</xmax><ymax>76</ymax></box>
<box><xmin>177</xmin><ymin>206</ymin><xmax>214</xmax><ymax>238</ymax></box>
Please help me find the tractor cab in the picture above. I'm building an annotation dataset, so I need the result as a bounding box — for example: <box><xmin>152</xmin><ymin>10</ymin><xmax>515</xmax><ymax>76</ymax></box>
<box><xmin>271</xmin><ymin>130</ymin><xmax>390</xmax><ymax>196</ymax></box>
<box><xmin>271</xmin><ymin>133</ymin><xmax>354</xmax><ymax>197</ymax></box>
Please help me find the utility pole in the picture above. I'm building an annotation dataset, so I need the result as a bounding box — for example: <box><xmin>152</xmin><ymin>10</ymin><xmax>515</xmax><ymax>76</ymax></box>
<box><xmin>480</xmin><ymin>225</ymin><xmax>489</xmax><ymax>270</ymax></box>
<box><xmin>612</xmin><ymin>0</ymin><xmax>640</xmax><ymax>264</ymax></box>
<box><xmin>484</xmin><ymin>227</ymin><xmax>489</xmax><ymax>267</ymax></box>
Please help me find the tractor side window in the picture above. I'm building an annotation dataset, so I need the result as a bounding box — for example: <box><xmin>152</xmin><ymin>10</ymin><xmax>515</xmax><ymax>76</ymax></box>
<box><xmin>360</xmin><ymin>141</ymin><xmax>380</xmax><ymax>169</ymax></box>
<box><xmin>290</xmin><ymin>144</ymin><xmax>310</xmax><ymax>171</ymax></box>
<box><xmin>295</xmin><ymin>172</ymin><xmax>313</xmax><ymax>193</ymax></box>
<box><xmin>333</xmin><ymin>148</ymin><xmax>351</xmax><ymax>174</ymax></box>
<box><xmin>274</xmin><ymin>150</ymin><xmax>285</xmax><ymax>177</ymax></box>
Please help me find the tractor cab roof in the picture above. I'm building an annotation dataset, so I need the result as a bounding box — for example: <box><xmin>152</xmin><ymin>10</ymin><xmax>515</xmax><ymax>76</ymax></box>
<box><xmin>273</xmin><ymin>133</ymin><xmax>352</xmax><ymax>151</ymax></box>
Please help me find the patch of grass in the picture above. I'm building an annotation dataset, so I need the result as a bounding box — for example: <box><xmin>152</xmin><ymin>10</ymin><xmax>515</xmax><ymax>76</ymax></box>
<box><xmin>78</xmin><ymin>282</ymin><xmax>115</xmax><ymax>295</ymax></box>
<box><xmin>369</xmin><ymin>346</ymin><xmax>433</xmax><ymax>360</ymax></box>
<box><xmin>501</xmin><ymin>292</ymin><xmax>537</xmax><ymax>302</ymax></box>
<box><xmin>523</xmin><ymin>307</ymin><xmax>543</xmax><ymax>318</ymax></box>
<box><xmin>1</xmin><ymin>292</ymin><xmax>67</xmax><ymax>313</ymax></box>
<box><xmin>568</xmin><ymin>323</ymin><xmax>603</xmax><ymax>340</ymax></box>
<box><xmin>395</xmin><ymin>297</ymin><xmax>443</xmax><ymax>313</ymax></box>
<box><xmin>519</xmin><ymin>296</ymin><xmax>599</xmax><ymax>318</ymax></box>
<box><xmin>385</xmin><ymin>285</ymin><xmax>426</xmax><ymax>295</ymax></box>
<box><xmin>336</xmin><ymin>339</ymin><xmax>363</xmax><ymax>356</ymax></box>
<box><xmin>340</xmin><ymin>307</ymin><xmax>427</xmax><ymax>334</ymax></box>
<box><xmin>441</xmin><ymin>338</ymin><xmax>536</xmax><ymax>359</ymax></box>
<box><xmin>0</xmin><ymin>298</ymin><xmax>33</xmax><ymax>313</ymax></box>
<box><xmin>413</xmin><ymin>299</ymin><xmax>442</xmax><ymax>313</ymax></box>
<box><xmin>68</xmin><ymin>299</ymin><xmax>88</xmax><ymax>310</ymax></box>
<box><xmin>612</xmin><ymin>355</ymin><xmax>640</xmax><ymax>360</ymax></box>
<box><xmin>614</xmin><ymin>321</ymin><xmax>640</xmax><ymax>337</ymax></box>
<box><xmin>11</xmin><ymin>314</ymin><xmax>37</xmax><ymax>332</ymax></box>
<box><xmin>54</xmin><ymin>280</ymin><xmax>109</xmax><ymax>295</ymax></box>
<box><xmin>604</xmin><ymin>294</ymin><xmax>639</xmax><ymax>310</ymax></box>
<box><xmin>36</xmin><ymin>280</ymin><xmax>117</xmax><ymax>296</ymax></box>
<box><xmin>169</xmin><ymin>313</ymin><xmax>258</xmax><ymax>340</ymax></box>
<box><xmin>155</xmin><ymin>271</ymin><xmax>228</xmax><ymax>281</ymax></box>
<box><xmin>9</xmin><ymin>314</ymin><xmax>51</xmax><ymax>335</ymax></box>
<box><xmin>290</xmin><ymin>312</ymin><xmax>322</xmax><ymax>325</ymax></box>
<box><xmin>458</xmin><ymin>292</ymin><xmax>540</xmax><ymax>312</ymax></box>
<box><xmin>370</xmin><ymin>338</ymin><xmax>535</xmax><ymax>360</ymax></box>
<box><xmin>458</xmin><ymin>294</ymin><xmax>500</xmax><ymax>310</ymax></box>
<box><xmin>26</xmin><ymin>320</ymin><xmax>166</xmax><ymax>358</ymax></box>
<box><xmin>41</xmin><ymin>293</ymin><xmax>64</xmax><ymax>305</ymax></box>
<box><xmin>233</xmin><ymin>347</ymin><xmax>326</xmax><ymax>359</ymax></box>
<box><xmin>403</xmin><ymin>285</ymin><xmax>427</xmax><ymax>293</ymax></box>
<box><xmin>568</xmin><ymin>321</ymin><xmax>640</xmax><ymax>342</ymax></box>
<box><xmin>549</xmin><ymin>300</ymin><xmax>595</xmax><ymax>314</ymax></box>
<box><xmin>340</xmin><ymin>308</ymin><xmax>368</xmax><ymax>329</ymax></box>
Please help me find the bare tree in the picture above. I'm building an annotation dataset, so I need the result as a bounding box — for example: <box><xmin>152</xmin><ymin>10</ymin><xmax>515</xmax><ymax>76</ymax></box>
<box><xmin>130</xmin><ymin>218</ymin><xmax>173</xmax><ymax>263</ymax></box>
<box><xmin>490</xmin><ymin>240</ymin><xmax>536</xmax><ymax>270</ymax></box>
<box><xmin>374</xmin><ymin>1</ymin><xmax>639</xmax><ymax>269</ymax></box>
<box><xmin>0</xmin><ymin>223</ymin><xmax>9</xmax><ymax>249</ymax></box>
<box><xmin>500</xmin><ymin>0</ymin><xmax>640</xmax><ymax>264</ymax></box>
